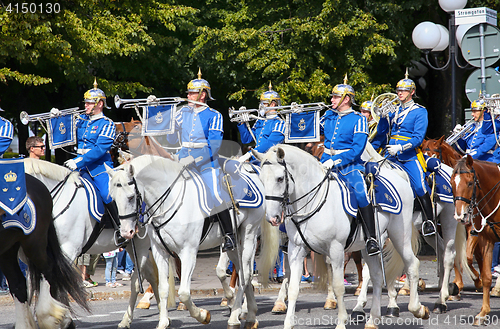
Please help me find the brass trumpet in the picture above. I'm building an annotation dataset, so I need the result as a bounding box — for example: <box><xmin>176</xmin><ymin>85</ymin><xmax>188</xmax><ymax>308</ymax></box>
<box><xmin>228</xmin><ymin>107</ymin><xmax>260</xmax><ymax>122</ymax></box>
<box><xmin>114</xmin><ymin>95</ymin><xmax>182</xmax><ymax>109</ymax></box>
<box><xmin>445</xmin><ymin>119</ymin><xmax>477</xmax><ymax>146</ymax></box>
<box><xmin>20</xmin><ymin>107</ymin><xmax>83</xmax><ymax>125</ymax></box>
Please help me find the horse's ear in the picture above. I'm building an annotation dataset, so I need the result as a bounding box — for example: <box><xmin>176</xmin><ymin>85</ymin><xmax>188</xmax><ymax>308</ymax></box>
<box><xmin>251</xmin><ymin>149</ymin><xmax>264</xmax><ymax>161</ymax></box>
<box><xmin>466</xmin><ymin>154</ymin><xmax>474</xmax><ymax>168</ymax></box>
<box><xmin>128</xmin><ymin>164</ymin><xmax>135</xmax><ymax>178</ymax></box>
<box><xmin>438</xmin><ymin>135</ymin><xmax>445</xmax><ymax>144</ymax></box>
<box><xmin>276</xmin><ymin>147</ymin><xmax>285</xmax><ymax>162</ymax></box>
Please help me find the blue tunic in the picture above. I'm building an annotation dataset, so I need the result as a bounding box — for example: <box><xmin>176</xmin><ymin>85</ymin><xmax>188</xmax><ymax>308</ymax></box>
<box><xmin>238</xmin><ymin>115</ymin><xmax>285</xmax><ymax>153</ymax></box>
<box><xmin>167</xmin><ymin>105</ymin><xmax>229</xmax><ymax>208</ymax></box>
<box><xmin>456</xmin><ymin>121</ymin><xmax>494</xmax><ymax>161</ymax></box>
<box><xmin>376</xmin><ymin>100</ymin><xmax>428</xmax><ymax>197</ymax></box>
<box><xmin>0</xmin><ymin>116</ymin><xmax>14</xmax><ymax>156</ymax></box>
<box><xmin>482</xmin><ymin>111</ymin><xmax>500</xmax><ymax>163</ymax></box>
<box><xmin>74</xmin><ymin>113</ymin><xmax>116</xmax><ymax>203</ymax></box>
<box><xmin>320</xmin><ymin>108</ymin><xmax>370</xmax><ymax>207</ymax></box>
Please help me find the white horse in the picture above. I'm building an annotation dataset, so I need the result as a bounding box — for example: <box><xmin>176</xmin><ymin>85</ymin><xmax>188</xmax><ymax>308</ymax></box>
<box><xmin>108</xmin><ymin>155</ymin><xmax>278</xmax><ymax>329</ymax></box>
<box><xmin>254</xmin><ymin>145</ymin><xmax>428</xmax><ymax>329</ymax></box>
<box><xmin>23</xmin><ymin>158</ymin><xmax>160</xmax><ymax>329</ymax></box>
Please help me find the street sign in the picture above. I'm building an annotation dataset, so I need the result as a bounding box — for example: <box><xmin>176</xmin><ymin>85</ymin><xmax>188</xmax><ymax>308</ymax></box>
<box><xmin>455</xmin><ymin>7</ymin><xmax>497</xmax><ymax>26</ymax></box>
<box><xmin>461</xmin><ymin>24</ymin><xmax>500</xmax><ymax>68</ymax></box>
<box><xmin>465</xmin><ymin>67</ymin><xmax>500</xmax><ymax>102</ymax></box>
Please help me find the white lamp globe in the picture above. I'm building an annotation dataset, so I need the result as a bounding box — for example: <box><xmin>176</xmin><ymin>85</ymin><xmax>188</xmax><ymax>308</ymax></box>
<box><xmin>456</xmin><ymin>23</ymin><xmax>476</xmax><ymax>48</ymax></box>
<box><xmin>439</xmin><ymin>0</ymin><xmax>467</xmax><ymax>13</ymax></box>
<box><xmin>432</xmin><ymin>24</ymin><xmax>449</xmax><ymax>52</ymax></box>
<box><xmin>412</xmin><ymin>22</ymin><xmax>441</xmax><ymax>50</ymax></box>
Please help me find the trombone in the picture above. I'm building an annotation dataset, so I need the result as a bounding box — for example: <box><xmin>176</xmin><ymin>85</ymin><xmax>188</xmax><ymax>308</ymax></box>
<box><xmin>229</xmin><ymin>102</ymin><xmax>329</xmax><ymax>123</ymax></box>
<box><xmin>20</xmin><ymin>107</ymin><xmax>84</xmax><ymax>125</ymax></box>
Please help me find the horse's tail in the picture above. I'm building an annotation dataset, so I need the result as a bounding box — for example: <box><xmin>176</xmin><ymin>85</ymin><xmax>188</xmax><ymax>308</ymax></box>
<box><xmin>167</xmin><ymin>256</ymin><xmax>176</xmax><ymax>308</ymax></box>
<box><xmin>257</xmin><ymin>216</ymin><xmax>280</xmax><ymax>287</ymax></box>
<box><xmin>383</xmin><ymin>223</ymin><xmax>421</xmax><ymax>284</ymax></box>
<box><xmin>32</xmin><ymin>221</ymin><xmax>90</xmax><ymax>313</ymax></box>
<box><xmin>455</xmin><ymin>224</ymin><xmax>476</xmax><ymax>280</ymax></box>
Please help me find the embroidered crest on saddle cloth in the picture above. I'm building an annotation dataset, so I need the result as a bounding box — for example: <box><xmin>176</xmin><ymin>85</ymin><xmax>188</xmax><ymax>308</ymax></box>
<box><xmin>1</xmin><ymin>198</ymin><xmax>36</xmax><ymax>235</ymax></box>
<box><xmin>428</xmin><ymin>167</ymin><xmax>453</xmax><ymax>203</ymax></box>
<box><xmin>330</xmin><ymin>171</ymin><xmax>403</xmax><ymax>217</ymax></box>
<box><xmin>79</xmin><ymin>171</ymin><xmax>105</xmax><ymax>221</ymax></box>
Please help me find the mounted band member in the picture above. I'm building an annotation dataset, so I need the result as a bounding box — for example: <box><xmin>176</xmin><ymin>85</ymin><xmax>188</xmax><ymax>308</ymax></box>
<box><xmin>166</xmin><ymin>69</ymin><xmax>235</xmax><ymax>252</ymax></box>
<box><xmin>375</xmin><ymin>72</ymin><xmax>436</xmax><ymax>236</ymax></box>
<box><xmin>320</xmin><ymin>77</ymin><xmax>380</xmax><ymax>256</ymax></box>
<box><xmin>237</xmin><ymin>82</ymin><xmax>285</xmax><ymax>162</ymax></box>
<box><xmin>359</xmin><ymin>99</ymin><xmax>386</xmax><ymax>150</ymax></box>
<box><xmin>61</xmin><ymin>80</ymin><xmax>119</xmax><ymax>222</ymax></box>
<box><xmin>454</xmin><ymin>99</ymin><xmax>494</xmax><ymax>160</ymax></box>
<box><xmin>481</xmin><ymin>99</ymin><xmax>500</xmax><ymax>164</ymax></box>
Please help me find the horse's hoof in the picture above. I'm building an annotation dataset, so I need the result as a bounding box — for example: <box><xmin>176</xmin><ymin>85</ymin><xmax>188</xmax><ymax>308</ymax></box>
<box><xmin>136</xmin><ymin>301</ymin><xmax>151</xmax><ymax>309</ymax></box>
<box><xmin>118</xmin><ymin>323</ymin><xmax>130</xmax><ymax>329</ymax></box>
<box><xmin>350</xmin><ymin>311</ymin><xmax>366</xmax><ymax>324</ymax></box>
<box><xmin>386</xmin><ymin>307</ymin><xmax>400</xmax><ymax>318</ymax></box>
<box><xmin>448</xmin><ymin>282</ymin><xmax>460</xmax><ymax>296</ymax></box>
<box><xmin>220</xmin><ymin>298</ymin><xmax>228</xmax><ymax>307</ymax></box>
<box><xmin>448</xmin><ymin>293</ymin><xmax>461</xmax><ymax>301</ymax></box>
<box><xmin>432</xmin><ymin>303</ymin><xmax>447</xmax><ymax>314</ymax></box>
<box><xmin>201</xmin><ymin>310</ymin><xmax>211</xmax><ymax>325</ymax></box>
<box><xmin>227</xmin><ymin>324</ymin><xmax>240</xmax><ymax>329</ymax></box>
<box><xmin>473</xmin><ymin>315</ymin><xmax>486</xmax><ymax>326</ymax></box>
<box><xmin>491</xmin><ymin>288</ymin><xmax>500</xmax><ymax>297</ymax></box>
<box><xmin>418</xmin><ymin>278</ymin><xmax>426</xmax><ymax>292</ymax></box>
<box><xmin>398</xmin><ymin>288</ymin><xmax>410</xmax><ymax>296</ymax></box>
<box><xmin>323</xmin><ymin>299</ymin><xmax>337</xmax><ymax>310</ymax></box>
<box><xmin>272</xmin><ymin>301</ymin><xmax>287</xmax><ymax>314</ymax></box>
<box><xmin>244</xmin><ymin>320</ymin><xmax>258</xmax><ymax>329</ymax></box>
<box><xmin>354</xmin><ymin>287</ymin><xmax>362</xmax><ymax>296</ymax></box>
<box><xmin>239</xmin><ymin>313</ymin><xmax>247</xmax><ymax>321</ymax></box>
<box><xmin>422</xmin><ymin>306</ymin><xmax>430</xmax><ymax>320</ymax></box>
<box><xmin>364</xmin><ymin>323</ymin><xmax>378</xmax><ymax>329</ymax></box>
<box><xmin>177</xmin><ymin>302</ymin><xmax>187</xmax><ymax>311</ymax></box>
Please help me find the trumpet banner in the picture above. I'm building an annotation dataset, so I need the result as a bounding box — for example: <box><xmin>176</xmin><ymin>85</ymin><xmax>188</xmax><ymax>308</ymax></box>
<box><xmin>47</xmin><ymin>114</ymin><xmax>77</xmax><ymax>149</ymax></box>
<box><xmin>142</xmin><ymin>104</ymin><xmax>176</xmax><ymax>136</ymax></box>
<box><xmin>284</xmin><ymin>111</ymin><xmax>320</xmax><ymax>143</ymax></box>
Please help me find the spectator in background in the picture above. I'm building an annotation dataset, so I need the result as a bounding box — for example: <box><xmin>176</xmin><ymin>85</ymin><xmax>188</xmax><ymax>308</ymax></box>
<box><xmin>117</xmin><ymin>249</ymin><xmax>134</xmax><ymax>281</ymax></box>
<box><xmin>0</xmin><ymin>268</ymin><xmax>9</xmax><ymax>294</ymax></box>
<box><xmin>26</xmin><ymin>136</ymin><xmax>45</xmax><ymax>159</ymax></box>
<box><xmin>103</xmin><ymin>248</ymin><xmax>123</xmax><ymax>288</ymax></box>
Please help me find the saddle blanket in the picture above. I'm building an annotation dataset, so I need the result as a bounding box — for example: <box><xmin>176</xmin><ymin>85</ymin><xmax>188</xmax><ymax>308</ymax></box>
<box><xmin>331</xmin><ymin>172</ymin><xmax>402</xmax><ymax>218</ymax></box>
<box><xmin>430</xmin><ymin>167</ymin><xmax>453</xmax><ymax>203</ymax></box>
<box><xmin>79</xmin><ymin>171</ymin><xmax>105</xmax><ymax>222</ymax></box>
<box><xmin>186</xmin><ymin>165</ymin><xmax>264</xmax><ymax>217</ymax></box>
<box><xmin>1</xmin><ymin>198</ymin><xmax>36</xmax><ymax>235</ymax></box>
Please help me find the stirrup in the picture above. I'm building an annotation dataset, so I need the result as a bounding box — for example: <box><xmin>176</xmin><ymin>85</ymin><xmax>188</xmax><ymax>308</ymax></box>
<box><xmin>366</xmin><ymin>238</ymin><xmax>381</xmax><ymax>256</ymax></box>
<box><xmin>422</xmin><ymin>220</ymin><xmax>436</xmax><ymax>237</ymax></box>
<box><xmin>222</xmin><ymin>234</ymin><xmax>235</xmax><ymax>252</ymax></box>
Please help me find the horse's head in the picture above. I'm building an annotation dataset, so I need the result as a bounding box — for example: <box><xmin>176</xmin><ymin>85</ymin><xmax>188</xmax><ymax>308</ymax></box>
<box><xmin>422</xmin><ymin>136</ymin><xmax>461</xmax><ymax>167</ymax></box>
<box><xmin>451</xmin><ymin>155</ymin><xmax>478</xmax><ymax>225</ymax></box>
<box><xmin>108</xmin><ymin>164</ymin><xmax>140</xmax><ymax>239</ymax></box>
<box><xmin>253</xmin><ymin>147</ymin><xmax>294</xmax><ymax>226</ymax></box>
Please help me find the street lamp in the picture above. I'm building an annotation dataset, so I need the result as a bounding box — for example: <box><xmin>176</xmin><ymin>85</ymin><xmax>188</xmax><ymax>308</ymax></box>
<box><xmin>412</xmin><ymin>0</ymin><xmax>468</xmax><ymax>128</ymax></box>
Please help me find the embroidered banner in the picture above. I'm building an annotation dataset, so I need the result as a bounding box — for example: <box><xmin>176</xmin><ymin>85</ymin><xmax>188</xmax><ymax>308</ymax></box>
<box><xmin>0</xmin><ymin>158</ymin><xmax>27</xmax><ymax>215</ymax></box>
<box><xmin>142</xmin><ymin>104</ymin><xmax>176</xmax><ymax>136</ymax></box>
<box><xmin>48</xmin><ymin>114</ymin><xmax>76</xmax><ymax>149</ymax></box>
<box><xmin>1</xmin><ymin>198</ymin><xmax>36</xmax><ymax>235</ymax></box>
<box><xmin>285</xmin><ymin>111</ymin><xmax>320</xmax><ymax>143</ymax></box>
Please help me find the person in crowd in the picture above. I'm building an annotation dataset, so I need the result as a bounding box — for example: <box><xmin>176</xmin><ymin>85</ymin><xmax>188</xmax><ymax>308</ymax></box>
<box><xmin>26</xmin><ymin>136</ymin><xmax>45</xmax><ymax>159</ymax></box>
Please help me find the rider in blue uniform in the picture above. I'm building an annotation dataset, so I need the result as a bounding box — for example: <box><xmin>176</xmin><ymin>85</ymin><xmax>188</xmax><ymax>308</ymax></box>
<box><xmin>320</xmin><ymin>79</ymin><xmax>380</xmax><ymax>256</ymax></box>
<box><xmin>62</xmin><ymin>80</ymin><xmax>118</xmax><ymax>222</ymax></box>
<box><xmin>166</xmin><ymin>69</ymin><xmax>235</xmax><ymax>252</ymax></box>
<box><xmin>375</xmin><ymin>74</ymin><xmax>436</xmax><ymax>236</ymax></box>
<box><xmin>237</xmin><ymin>82</ymin><xmax>286</xmax><ymax>161</ymax></box>
<box><xmin>454</xmin><ymin>99</ymin><xmax>495</xmax><ymax>160</ymax></box>
<box><xmin>359</xmin><ymin>99</ymin><xmax>387</xmax><ymax>151</ymax></box>
<box><xmin>0</xmin><ymin>109</ymin><xmax>14</xmax><ymax>156</ymax></box>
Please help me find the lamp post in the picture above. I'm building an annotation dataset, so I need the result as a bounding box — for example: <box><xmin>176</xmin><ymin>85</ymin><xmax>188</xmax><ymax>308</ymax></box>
<box><xmin>412</xmin><ymin>0</ymin><xmax>468</xmax><ymax>128</ymax></box>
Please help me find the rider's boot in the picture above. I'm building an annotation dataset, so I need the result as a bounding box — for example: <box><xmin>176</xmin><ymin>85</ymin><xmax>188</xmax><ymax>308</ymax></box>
<box><xmin>105</xmin><ymin>200</ymin><xmax>127</xmax><ymax>245</ymax></box>
<box><xmin>417</xmin><ymin>192</ymin><xmax>437</xmax><ymax>237</ymax></box>
<box><xmin>216</xmin><ymin>208</ymin><xmax>236</xmax><ymax>252</ymax></box>
<box><xmin>358</xmin><ymin>204</ymin><xmax>381</xmax><ymax>256</ymax></box>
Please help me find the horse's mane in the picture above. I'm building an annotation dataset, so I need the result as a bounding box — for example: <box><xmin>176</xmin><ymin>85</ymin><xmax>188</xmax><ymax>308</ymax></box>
<box><xmin>24</xmin><ymin>158</ymin><xmax>79</xmax><ymax>183</ymax></box>
<box><xmin>264</xmin><ymin>144</ymin><xmax>319</xmax><ymax>166</ymax></box>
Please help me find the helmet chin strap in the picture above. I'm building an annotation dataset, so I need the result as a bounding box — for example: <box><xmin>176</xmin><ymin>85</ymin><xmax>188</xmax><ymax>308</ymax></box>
<box><xmin>333</xmin><ymin>92</ymin><xmax>347</xmax><ymax>110</ymax></box>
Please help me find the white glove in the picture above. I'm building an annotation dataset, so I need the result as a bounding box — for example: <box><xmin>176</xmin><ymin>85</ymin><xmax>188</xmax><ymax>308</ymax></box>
<box><xmin>453</xmin><ymin>124</ymin><xmax>463</xmax><ymax>134</ymax></box>
<box><xmin>146</xmin><ymin>95</ymin><xmax>158</xmax><ymax>103</ymax></box>
<box><xmin>387</xmin><ymin>144</ymin><xmax>403</xmax><ymax>156</ymax></box>
<box><xmin>64</xmin><ymin>159</ymin><xmax>77</xmax><ymax>170</ymax></box>
<box><xmin>240</xmin><ymin>112</ymin><xmax>250</xmax><ymax>123</ymax></box>
<box><xmin>179</xmin><ymin>155</ymin><xmax>195</xmax><ymax>166</ymax></box>
<box><xmin>322</xmin><ymin>158</ymin><xmax>341</xmax><ymax>170</ymax></box>
<box><xmin>238</xmin><ymin>152</ymin><xmax>252</xmax><ymax>163</ymax></box>
<box><xmin>50</xmin><ymin>107</ymin><xmax>62</xmax><ymax>117</ymax></box>
<box><xmin>493</xmin><ymin>107</ymin><xmax>500</xmax><ymax>116</ymax></box>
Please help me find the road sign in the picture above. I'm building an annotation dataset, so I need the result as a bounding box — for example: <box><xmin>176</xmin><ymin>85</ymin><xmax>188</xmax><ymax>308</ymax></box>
<box><xmin>455</xmin><ymin>7</ymin><xmax>497</xmax><ymax>26</ymax></box>
<box><xmin>465</xmin><ymin>67</ymin><xmax>500</xmax><ymax>102</ymax></box>
<box><xmin>461</xmin><ymin>24</ymin><xmax>500</xmax><ymax>68</ymax></box>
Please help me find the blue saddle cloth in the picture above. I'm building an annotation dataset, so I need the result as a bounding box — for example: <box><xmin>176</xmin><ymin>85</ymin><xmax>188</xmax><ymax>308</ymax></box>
<box><xmin>79</xmin><ymin>171</ymin><xmax>105</xmax><ymax>222</ymax></box>
<box><xmin>1</xmin><ymin>198</ymin><xmax>36</xmax><ymax>235</ymax></box>
<box><xmin>187</xmin><ymin>160</ymin><xmax>264</xmax><ymax>217</ymax></box>
<box><xmin>0</xmin><ymin>158</ymin><xmax>27</xmax><ymax>215</ymax></box>
<box><xmin>330</xmin><ymin>170</ymin><xmax>403</xmax><ymax>218</ymax></box>
<box><xmin>427</xmin><ymin>167</ymin><xmax>453</xmax><ymax>203</ymax></box>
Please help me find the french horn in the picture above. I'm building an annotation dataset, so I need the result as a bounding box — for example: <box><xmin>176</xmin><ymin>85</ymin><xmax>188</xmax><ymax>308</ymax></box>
<box><xmin>370</xmin><ymin>93</ymin><xmax>400</xmax><ymax>122</ymax></box>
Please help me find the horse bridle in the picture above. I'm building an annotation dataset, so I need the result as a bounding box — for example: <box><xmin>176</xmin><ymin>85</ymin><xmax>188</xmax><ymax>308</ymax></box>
<box><xmin>116</xmin><ymin>177</ymin><xmax>144</xmax><ymax>222</ymax></box>
<box><xmin>262</xmin><ymin>159</ymin><xmax>294</xmax><ymax>217</ymax></box>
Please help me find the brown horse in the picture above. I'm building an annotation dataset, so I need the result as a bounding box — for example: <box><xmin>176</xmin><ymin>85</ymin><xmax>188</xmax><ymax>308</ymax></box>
<box><xmin>421</xmin><ymin>137</ymin><xmax>484</xmax><ymax>295</ymax></box>
<box><xmin>451</xmin><ymin>155</ymin><xmax>500</xmax><ymax>325</ymax></box>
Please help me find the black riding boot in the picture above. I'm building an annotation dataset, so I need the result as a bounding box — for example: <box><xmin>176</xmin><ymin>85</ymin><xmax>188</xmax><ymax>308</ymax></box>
<box><xmin>216</xmin><ymin>208</ymin><xmax>235</xmax><ymax>252</ymax></box>
<box><xmin>417</xmin><ymin>192</ymin><xmax>437</xmax><ymax>236</ymax></box>
<box><xmin>105</xmin><ymin>200</ymin><xmax>127</xmax><ymax>245</ymax></box>
<box><xmin>358</xmin><ymin>204</ymin><xmax>381</xmax><ymax>256</ymax></box>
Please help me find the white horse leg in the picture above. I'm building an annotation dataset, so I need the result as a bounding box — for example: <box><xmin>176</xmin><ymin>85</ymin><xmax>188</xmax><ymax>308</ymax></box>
<box><xmin>150</xmin><ymin>244</ymin><xmax>172</xmax><ymax>329</ymax></box>
<box><xmin>14</xmin><ymin>299</ymin><xmax>37</xmax><ymax>329</ymax></box>
<box><xmin>272</xmin><ymin>278</ymin><xmax>289</xmax><ymax>313</ymax></box>
<box><xmin>324</xmin><ymin>264</ymin><xmax>337</xmax><ymax>310</ymax></box>
<box><xmin>351</xmin><ymin>263</ymin><xmax>370</xmax><ymax>320</ymax></box>
<box><xmin>216</xmin><ymin>251</ymin><xmax>235</xmax><ymax>308</ymax></box>
<box><xmin>35</xmin><ymin>278</ymin><xmax>72</xmax><ymax>329</ymax></box>
<box><xmin>363</xmin><ymin>252</ymin><xmax>384</xmax><ymax>329</ymax></box>
<box><xmin>283</xmin><ymin>243</ymin><xmax>308</xmax><ymax>329</ymax></box>
<box><xmin>328</xmin><ymin>244</ymin><xmax>348</xmax><ymax>329</ymax></box>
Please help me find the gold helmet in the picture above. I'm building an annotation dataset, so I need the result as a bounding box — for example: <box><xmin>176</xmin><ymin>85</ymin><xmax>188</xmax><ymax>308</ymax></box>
<box><xmin>471</xmin><ymin>99</ymin><xmax>486</xmax><ymax>112</ymax></box>
<box><xmin>260</xmin><ymin>82</ymin><xmax>281</xmax><ymax>106</ymax></box>
<box><xmin>83</xmin><ymin>78</ymin><xmax>110</xmax><ymax>109</ymax></box>
<box><xmin>330</xmin><ymin>74</ymin><xmax>357</xmax><ymax>105</ymax></box>
<box><xmin>187</xmin><ymin>68</ymin><xmax>214</xmax><ymax>101</ymax></box>
<box><xmin>395</xmin><ymin>68</ymin><xmax>416</xmax><ymax>92</ymax></box>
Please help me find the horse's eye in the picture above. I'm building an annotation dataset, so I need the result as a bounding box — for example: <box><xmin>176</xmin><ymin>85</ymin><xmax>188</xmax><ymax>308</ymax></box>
<box><xmin>467</xmin><ymin>182</ymin><xmax>473</xmax><ymax>187</ymax></box>
<box><xmin>277</xmin><ymin>177</ymin><xmax>284</xmax><ymax>183</ymax></box>
<box><xmin>128</xmin><ymin>195</ymin><xmax>135</xmax><ymax>202</ymax></box>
